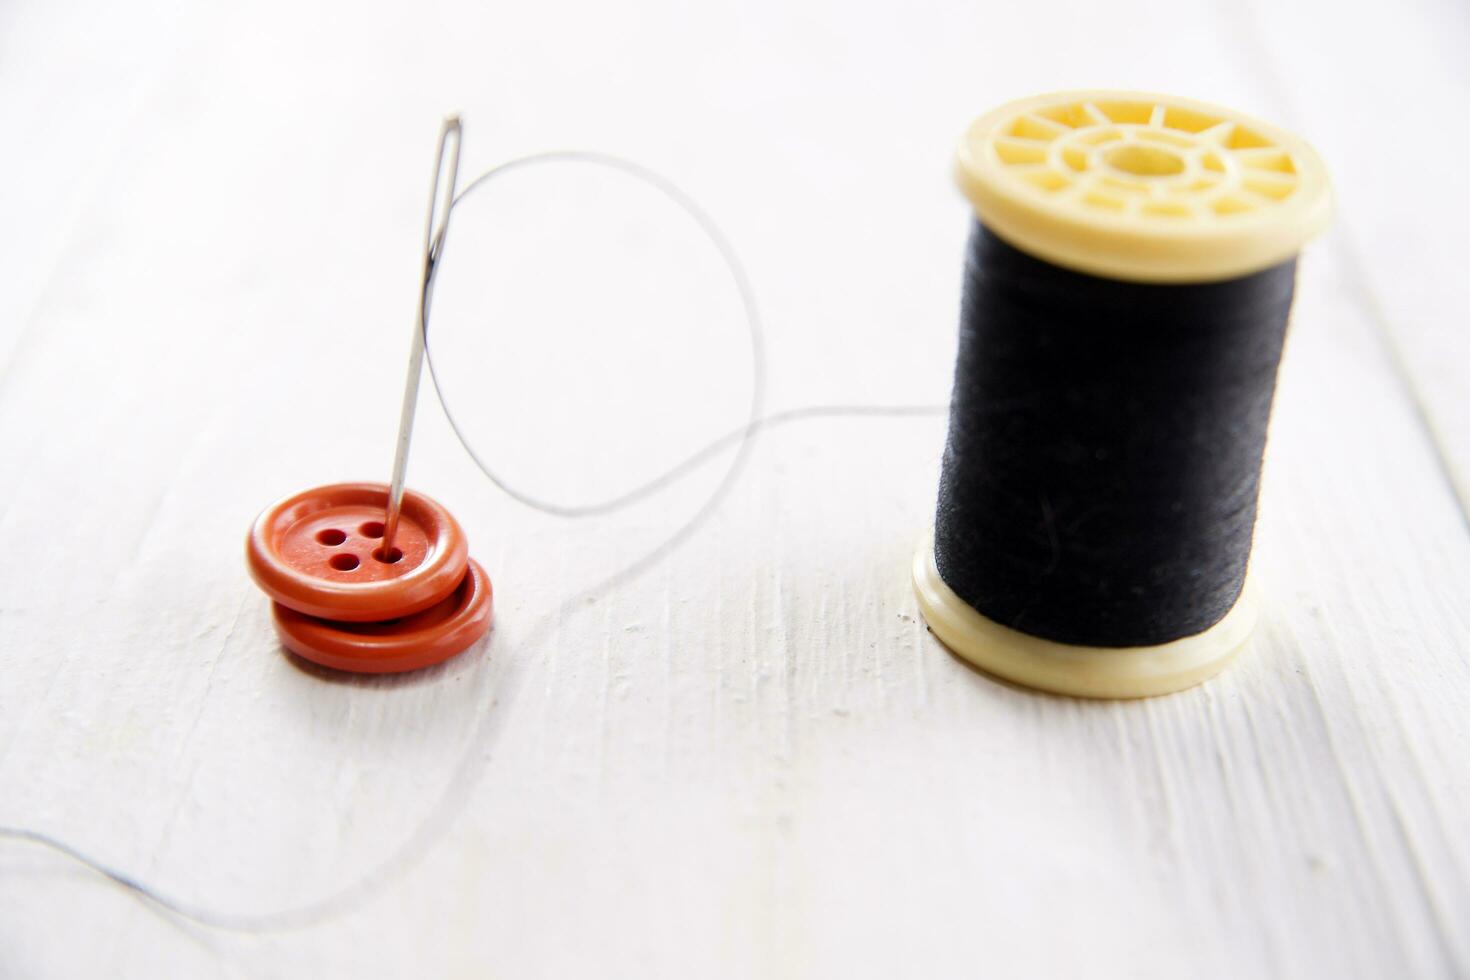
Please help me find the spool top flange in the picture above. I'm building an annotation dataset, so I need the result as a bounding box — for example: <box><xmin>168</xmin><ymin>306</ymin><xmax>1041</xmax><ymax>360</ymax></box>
<box><xmin>955</xmin><ymin>91</ymin><xmax>1332</xmax><ymax>282</ymax></box>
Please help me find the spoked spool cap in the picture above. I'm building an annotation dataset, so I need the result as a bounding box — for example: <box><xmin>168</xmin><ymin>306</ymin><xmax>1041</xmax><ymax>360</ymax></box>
<box><xmin>953</xmin><ymin>90</ymin><xmax>1333</xmax><ymax>282</ymax></box>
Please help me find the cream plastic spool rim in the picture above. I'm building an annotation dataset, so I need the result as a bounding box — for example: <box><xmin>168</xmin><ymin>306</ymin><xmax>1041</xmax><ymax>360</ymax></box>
<box><xmin>954</xmin><ymin>90</ymin><xmax>1333</xmax><ymax>282</ymax></box>
<box><xmin>913</xmin><ymin>537</ymin><xmax>1255</xmax><ymax>699</ymax></box>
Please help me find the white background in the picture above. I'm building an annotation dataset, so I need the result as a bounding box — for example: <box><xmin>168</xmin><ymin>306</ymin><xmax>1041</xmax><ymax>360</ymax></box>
<box><xmin>1</xmin><ymin>0</ymin><xmax>1467</xmax><ymax>976</ymax></box>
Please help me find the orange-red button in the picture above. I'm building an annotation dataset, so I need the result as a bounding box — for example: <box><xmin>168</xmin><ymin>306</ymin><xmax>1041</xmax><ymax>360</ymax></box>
<box><xmin>246</xmin><ymin>482</ymin><xmax>468</xmax><ymax>622</ymax></box>
<box><xmin>272</xmin><ymin>559</ymin><xmax>494</xmax><ymax>673</ymax></box>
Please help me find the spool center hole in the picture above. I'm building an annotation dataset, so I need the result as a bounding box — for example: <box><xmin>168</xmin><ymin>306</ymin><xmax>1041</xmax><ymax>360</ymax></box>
<box><xmin>1104</xmin><ymin>143</ymin><xmax>1185</xmax><ymax>177</ymax></box>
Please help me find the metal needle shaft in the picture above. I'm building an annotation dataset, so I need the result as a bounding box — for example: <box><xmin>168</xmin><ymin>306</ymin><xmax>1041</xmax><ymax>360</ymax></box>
<box><xmin>382</xmin><ymin>116</ymin><xmax>462</xmax><ymax>553</ymax></box>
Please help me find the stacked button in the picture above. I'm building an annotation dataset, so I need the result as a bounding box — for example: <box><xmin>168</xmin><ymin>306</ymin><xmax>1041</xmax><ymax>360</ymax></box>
<box><xmin>245</xmin><ymin>482</ymin><xmax>492</xmax><ymax>673</ymax></box>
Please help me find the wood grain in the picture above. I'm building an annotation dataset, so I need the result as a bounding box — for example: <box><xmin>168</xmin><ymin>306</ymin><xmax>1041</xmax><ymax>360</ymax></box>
<box><xmin>0</xmin><ymin>0</ymin><xmax>1465</xmax><ymax>976</ymax></box>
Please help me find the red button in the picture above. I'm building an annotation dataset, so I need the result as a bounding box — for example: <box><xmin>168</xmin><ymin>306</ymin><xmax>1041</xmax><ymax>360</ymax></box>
<box><xmin>246</xmin><ymin>482</ymin><xmax>468</xmax><ymax>622</ymax></box>
<box><xmin>272</xmin><ymin>559</ymin><xmax>494</xmax><ymax>673</ymax></box>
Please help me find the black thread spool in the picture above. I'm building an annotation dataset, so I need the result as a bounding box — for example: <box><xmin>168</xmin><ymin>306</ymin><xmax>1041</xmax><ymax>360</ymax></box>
<box><xmin>913</xmin><ymin>92</ymin><xmax>1332</xmax><ymax>698</ymax></box>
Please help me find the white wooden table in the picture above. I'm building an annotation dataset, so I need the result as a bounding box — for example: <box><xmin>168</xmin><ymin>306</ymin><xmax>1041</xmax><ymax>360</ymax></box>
<box><xmin>1</xmin><ymin>0</ymin><xmax>1467</xmax><ymax>976</ymax></box>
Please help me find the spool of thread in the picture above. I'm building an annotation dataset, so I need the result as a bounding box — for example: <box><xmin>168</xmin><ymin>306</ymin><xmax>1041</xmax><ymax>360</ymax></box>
<box><xmin>914</xmin><ymin>91</ymin><xmax>1332</xmax><ymax>698</ymax></box>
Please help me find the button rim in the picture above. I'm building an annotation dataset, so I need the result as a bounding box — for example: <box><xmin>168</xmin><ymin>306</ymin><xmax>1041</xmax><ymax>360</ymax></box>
<box><xmin>246</xmin><ymin>482</ymin><xmax>469</xmax><ymax>622</ymax></box>
<box><xmin>271</xmin><ymin>559</ymin><xmax>494</xmax><ymax>673</ymax></box>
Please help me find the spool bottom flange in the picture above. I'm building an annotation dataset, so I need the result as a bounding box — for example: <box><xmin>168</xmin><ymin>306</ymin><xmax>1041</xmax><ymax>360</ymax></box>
<box><xmin>912</xmin><ymin>536</ymin><xmax>1254</xmax><ymax>699</ymax></box>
